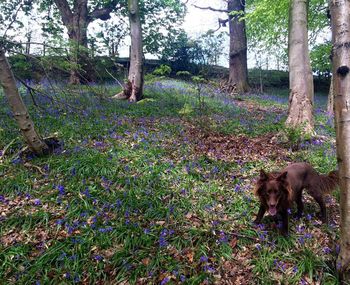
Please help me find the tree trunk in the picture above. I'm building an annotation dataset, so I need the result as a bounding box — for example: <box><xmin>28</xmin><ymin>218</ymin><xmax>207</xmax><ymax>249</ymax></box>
<box><xmin>227</xmin><ymin>0</ymin><xmax>249</xmax><ymax>93</ymax></box>
<box><xmin>66</xmin><ymin>1</ymin><xmax>92</xmax><ymax>84</ymax></box>
<box><xmin>329</xmin><ymin>0</ymin><xmax>350</xmax><ymax>282</ymax></box>
<box><xmin>286</xmin><ymin>0</ymin><xmax>314</xmax><ymax>134</ymax></box>
<box><xmin>53</xmin><ymin>0</ymin><xmax>116</xmax><ymax>84</ymax></box>
<box><xmin>0</xmin><ymin>49</ymin><xmax>48</xmax><ymax>155</ymax></box>
<box><xmin>113</xmin><ymin>0</ymin><xmax>144</xmax><ymax>102</ymax></box>
<box><xmin>327</xmin><ymin>77</ymin><xmax>334</xmax><ymax>116</ymax></box>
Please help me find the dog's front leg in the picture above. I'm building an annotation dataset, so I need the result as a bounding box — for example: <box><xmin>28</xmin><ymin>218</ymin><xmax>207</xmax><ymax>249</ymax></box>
<box><xmin>254</xmin><ymin>205</ymin><xmax>266</xmax><ymax>224</ymax></box>
<box><xmin>280</xmin><ymin>209</ymin><xmax>289</xmax><ymax>236</ymax></box>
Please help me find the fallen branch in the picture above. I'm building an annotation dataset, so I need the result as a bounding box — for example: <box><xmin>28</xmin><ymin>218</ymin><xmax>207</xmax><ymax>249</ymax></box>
<box><xmin>105</xmin><ymin>68</ymin><xmax>124</xmax><ymax>88</ymax></box>
<box><xmin>0</xmin><ymin>138</ymin><xmax>17</xmax><ymax>162</ymax></box>
<box><xmin>23</xmin><ymin>162</ymin><xmax>47</xmax><ymax>175</ymax></box>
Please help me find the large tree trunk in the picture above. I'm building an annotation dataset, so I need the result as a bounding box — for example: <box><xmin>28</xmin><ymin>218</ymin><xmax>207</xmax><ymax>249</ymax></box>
<box><xmin>286</xmin><ymin>0</ymin><xmax>314</xmax><ymax>134</ymax></box>
<box><xmin>0</xmin><ymin>49</ymin><xmax>48</xmax><ymax>155</ymax></box>
<box><xmin>329</xmin><ymin>0</ymin><xmax>350</xmax><ymax>282</ymax></box>
<box><xmin>54</xmin><ymin>0</ymin><xmax>93</xmax><ymax>84</ymax></box>
<box><xmin>227</xmin><ymin>0</ymin><xmax>249</xmax><ymax>93</ymax></box>
<box><xmin>113</xmin><ymin>0</ymin><xmax>144</xmax><ymax>102</ymax></box>
<box><xmin>53</xmin><ymin>0</ymin><xmax>115</xmax><ymax>84</ymax></box>
<box><xmin>67</xmin><ymin>13</ymin><xmax>91</xmax><ymax>84</ymax></box>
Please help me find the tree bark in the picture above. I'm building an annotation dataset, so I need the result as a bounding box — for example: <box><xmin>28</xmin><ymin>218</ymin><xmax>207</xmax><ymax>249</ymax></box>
<box><xmin>286</xmin><ymin>0</ymin><xmax>314</xmax><ymax>134</ymax></box>
<box><xmin>227</xmin><ymin>0</ymin><xmax>249</xmax><ymax>93</ymax></box>
<box><xmin>53</xmin><ymin>0</ymin><xmax>117</xmax><ymax>84</ymax></box>
<box><xmin>327</xmin><ymin>77</ymin><xmax>334</xmax><ymax>116</ymax></box>
<box><xmin>0</xmin><ymin>49</ymin><xmax>48</xmax><ymax>155</ymax></box>
<box><xmin>329</xmin><ymin>0</ymin><xmax>350</xmax><ymax>282</ymax></box>
<box><xmin>113</xmin><ymin>0</ymin><xmax>144</xmax><ymax>102</ymax></box>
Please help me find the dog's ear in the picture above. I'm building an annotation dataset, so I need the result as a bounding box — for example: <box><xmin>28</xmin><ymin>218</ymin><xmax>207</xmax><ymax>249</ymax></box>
<box><xmin>276</xmin><ymin>171</ymin><xmax>292</xmax><ymax>201</ymax></box>
<box><xmin>276</xmin><ymin>171</ymin><xmax>288</xmax><ymax>182</ymax></box>
<box><xmin>255</xmin><ymin>170</ymin><xmax>268</xmax><ymax>199</ymax></box>
<box><xmin>259</xmin><ymin>169</ymin><xmax>269</xmax><ymax>181</ymax></box>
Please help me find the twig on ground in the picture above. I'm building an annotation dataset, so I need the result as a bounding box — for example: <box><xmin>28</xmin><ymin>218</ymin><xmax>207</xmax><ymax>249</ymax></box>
<box><xmin>23</xmin><ymin>162</ymin><xmax>47</xmax><ymax>175</ymax></box>
<box><xmin>0</xmin><ymin>138</ymin><xmax>17</xmax><ymax>162</ymax></box>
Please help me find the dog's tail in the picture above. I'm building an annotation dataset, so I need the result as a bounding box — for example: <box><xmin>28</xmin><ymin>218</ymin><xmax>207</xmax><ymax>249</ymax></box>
<box><xmin>318</xmin><ymin>170</ymin><xmax>339</xmax><ymax>193</ymax></box>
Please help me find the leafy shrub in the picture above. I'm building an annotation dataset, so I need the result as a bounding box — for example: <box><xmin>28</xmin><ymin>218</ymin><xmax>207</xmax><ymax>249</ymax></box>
<box><xmin>153</xmin><ymin>64</ymin><xmax>172</xmax><ymax>76</ymax></box>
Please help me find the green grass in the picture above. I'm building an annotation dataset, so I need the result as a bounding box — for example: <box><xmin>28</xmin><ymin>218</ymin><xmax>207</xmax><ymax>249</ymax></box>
<box><xmin>0</xmin><ymin>80</ymin><xmax>341</xmax><ymax>284</ymax></box>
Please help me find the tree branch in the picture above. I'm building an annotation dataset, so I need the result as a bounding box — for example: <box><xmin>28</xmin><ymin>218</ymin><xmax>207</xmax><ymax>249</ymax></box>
<box><xmin>192</xmin><ymin>4</ymin><xmax>229</xmax><ymax>13</ymax></box>
<box><xmin>53</xmin><ymin>0</ymin><xmax>73</xmax><ymax>26</ymax></box>
<box><xmin>89</xmin><ymin>2</ymin><xmax>123</xmax><ymax>22</ymax></box>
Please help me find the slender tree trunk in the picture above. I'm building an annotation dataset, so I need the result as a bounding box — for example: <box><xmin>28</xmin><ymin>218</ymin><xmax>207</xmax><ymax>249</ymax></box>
<box><xmin>113</xmin><ymin>0</ymin><xmax>144</xmax><ymax>102</ymax></box>
<box><xmin>0</xmin><ymin>49</ymin><xmax>48</xmax><ymax>155</ymax></box>
<box><xmin>227</xmin><ymin>0</ymin><xmax>249</xmax><ymax>93</ymax></box>
<box><xmin>329</xmin><ymin>0</ymin><xmax>350</xmax><ymax>282</ymax></box>
<box><xmin>286</xmin><ymin>0</ymin><xmax>314</xmax><ymax>134</ymax></box>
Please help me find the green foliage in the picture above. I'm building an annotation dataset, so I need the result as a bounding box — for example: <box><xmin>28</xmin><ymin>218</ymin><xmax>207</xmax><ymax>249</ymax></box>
<box><xmin>246</xmin><ymin>0</ymin><xmax>329</xmax><ymax>69</ymax></box>
<box><xmin>95</xmin><ymin>18</ymin><xmax>128</xmax><ymax>57</ymax></box>
<box><xmin>161</xmin><ymin>30</ymin><xmax>226</xmax><ymax>73</ymax></box>
<box><xmin>310</xmin><ymin>42</ymin><xmax>332</xmax><ymax>76</ymax></box>
<box><xmin>153</xmin><ymin>64</ymin><xmax>172</xmax><ymax>76</ymax></box>
<box><xmin>176</xmin><ymin>70</ymin><xmax>191</xmax><ymax>77</ymax></box>
<box><xmin>284</xmin><ymin>126</ymin><xmax>305</xmax><ymax>149</ymax></box>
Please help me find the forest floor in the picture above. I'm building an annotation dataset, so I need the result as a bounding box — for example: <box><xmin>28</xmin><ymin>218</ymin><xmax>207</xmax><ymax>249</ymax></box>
<box><xmin>0</xmin><ymin>79</ymin><xmax>340</xmax><ymax>284</ymax></box>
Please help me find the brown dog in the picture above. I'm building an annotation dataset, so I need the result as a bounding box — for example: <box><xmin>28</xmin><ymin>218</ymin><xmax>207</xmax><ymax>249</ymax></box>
<box><xmin>254</xmin><ymin>162</ymin><xmax>338</xmax><ymax>235</ymax></box>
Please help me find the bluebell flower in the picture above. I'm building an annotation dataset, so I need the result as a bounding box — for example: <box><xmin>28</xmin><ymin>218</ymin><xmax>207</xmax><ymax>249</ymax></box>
<box><xmin>94</xmin><ymin>255</ymin><xmax>103</xmax><ymax>261</ymax></box>
<box><xmin>323</xmin><ymin>246</ymin><xmax>332</xmax><ymax>254</ymax></box>
<box><xmin>159</xmin><ymin>236</ymin><xmax>168</xmax><ymax>247</ymax></box>
<box><xmin>58</xmin><ymin>185</ymin><xmax>65</xmax><ymax>195</ymax></box>
<box><xmin>160</xmin><ymin>277</ymin><xmax>170</xmax><ymax>285</ymax></box>
<box><xmin>200</xmin><ymin>256</ymin><xmax>208</xmax><ymax>263</ymax></box>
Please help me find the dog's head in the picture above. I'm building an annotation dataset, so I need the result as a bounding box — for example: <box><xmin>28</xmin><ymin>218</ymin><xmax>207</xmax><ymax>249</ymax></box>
<box><xmin>254</xmin><ymin>169</ymin><xmax>292</xmax><ymax>216</ymax></box>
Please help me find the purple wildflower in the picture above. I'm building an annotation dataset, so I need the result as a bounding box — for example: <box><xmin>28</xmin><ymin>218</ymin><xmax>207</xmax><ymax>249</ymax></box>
<box><xmin>323</xmin><ymin>247</ymin><xmax>332</xmax><ymax>254</ymax></box>
<box><xmin>336</xmin><ymin>244</ymin><xmax>340</xmax><ymax>254</ymax></box>
<box><xmin>203</xmin><ymin>265</ymin><xmax>215</xmax><ymax>272</ymax></box>
<box><xmin>159</xmin><ymin>236</ymin><xmax>168</xmax><ymax>247</ymax></box>
<box><xmin>98</xmin><ymin>226</ymin><xmax>113</xmax><ymax>233</ymax></box>
<box><xmin>160</xmin><ymin>277</ymin><xmax>170</xmax><ymax>285</ymax></box>
<box><xmin>0</xmin><ymin>195</ymin><xmax>6</xmax><ymax>203</ymax></box>
<box><xmin>94</xmin><ymin>255</ymin><xmax>103</xmax><ymax>261</ymax></box>
<box><xmin>58</xmin><ymin>185</ymin><xmax>65</xmax><ymax>195</ymax></box>
<box><xmin>200</xmin><ymin>256</ymin><xmax>208</xmax><ymax>263</ymax></box>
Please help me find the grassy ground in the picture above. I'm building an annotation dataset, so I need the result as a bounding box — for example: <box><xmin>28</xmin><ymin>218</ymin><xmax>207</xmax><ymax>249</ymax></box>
<box><xmin>0</xmin><ymin>79</ymin><xmax>340</xmax><ymax>284</ymax></box>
